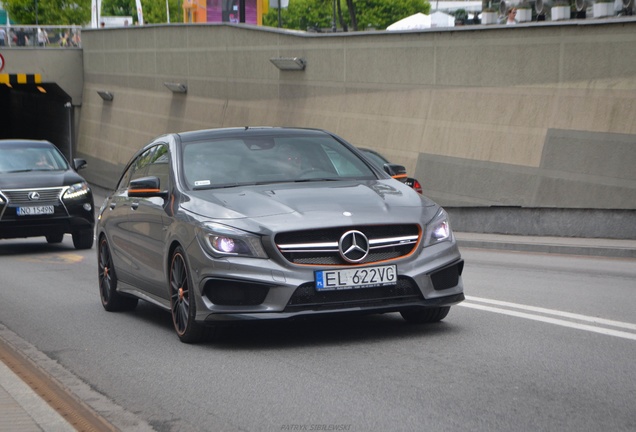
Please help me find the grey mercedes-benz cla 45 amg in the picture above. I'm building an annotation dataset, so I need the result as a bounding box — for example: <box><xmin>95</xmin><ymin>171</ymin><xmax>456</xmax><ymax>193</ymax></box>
<box><xmin>97</xmin><ymin>127</ymin><xmax>464</xmax><ymax>343</ymax></box>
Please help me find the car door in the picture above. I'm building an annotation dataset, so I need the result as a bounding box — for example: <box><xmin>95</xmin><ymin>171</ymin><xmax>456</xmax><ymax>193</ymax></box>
<box><xmin>102</xmin><ymin>160</ymin><xmax>137</xmax><ymax>283</ymax></box>
<box><xmin>124</xmin><ymin>143</ymin><xmax>173</xmax><ymax>300</ymax></box>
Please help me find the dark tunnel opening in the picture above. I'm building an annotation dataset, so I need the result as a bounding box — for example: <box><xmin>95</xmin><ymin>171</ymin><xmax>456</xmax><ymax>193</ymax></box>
<box><xmin>0</xmin><ymin>83</ymin><xmax>74</xmax><ymax>160</ymax></box>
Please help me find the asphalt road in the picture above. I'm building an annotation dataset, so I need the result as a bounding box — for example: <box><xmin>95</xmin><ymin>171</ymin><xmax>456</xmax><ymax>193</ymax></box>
<box><xmin>0</xmin><ymin>237</ymin><xmax>635</xmax><ymax>432</ymax></box>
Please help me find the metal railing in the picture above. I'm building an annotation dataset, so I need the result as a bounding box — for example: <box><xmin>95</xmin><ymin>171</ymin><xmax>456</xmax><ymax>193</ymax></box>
<box><xmin>0</xmin><ymin>25</ymin><xmax>82</xmax><ymax>48</ymax></box>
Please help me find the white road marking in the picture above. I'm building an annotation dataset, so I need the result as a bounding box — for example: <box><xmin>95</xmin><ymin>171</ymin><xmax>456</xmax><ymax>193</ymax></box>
<box><xmin>464</xmin><ymin>295</ymin><xmax>636</xmax><ymax>331</ymax></box>
<box><xmin>459</xmin><ymin>296</ymin><xmax>636</xmax><ymax>341</ymax></box>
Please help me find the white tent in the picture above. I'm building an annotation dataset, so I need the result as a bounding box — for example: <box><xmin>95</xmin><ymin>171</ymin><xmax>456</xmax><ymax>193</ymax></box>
<box><xmin>430</xmin><ymin>11</ymin><xmax>455</xmax><ymax>27</ymax></box>
<box><xmin>386</xmin><ymin>13</ymin><xmax>432</xmax><ymax>31</ymax></box>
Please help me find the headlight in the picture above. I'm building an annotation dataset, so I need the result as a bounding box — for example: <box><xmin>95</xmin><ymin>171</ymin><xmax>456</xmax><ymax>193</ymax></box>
<box><xmin>63</xmin><ymin>182</ymin><xmax>90</xmax><ymax>200</ymax></box>
<box><xmin>423</xmin><ymin>208</ymin><xmax>452</xmax><ymax>247</ymax></box>
<box><xmin>196</xmin><ymin>222</ymin><xmax>268</xmax><ymax>259</ymax></box>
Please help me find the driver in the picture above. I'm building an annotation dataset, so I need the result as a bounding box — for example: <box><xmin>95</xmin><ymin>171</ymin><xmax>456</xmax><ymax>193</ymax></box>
<box><xmin>35</xmin><ymin>153</ymin><xmax>54</xmax><ymax>169</ymax></box>
<box><xmin>275</xmin><ymin>145</ymin><xmax>305</xmax><ymax>178</ymax></box>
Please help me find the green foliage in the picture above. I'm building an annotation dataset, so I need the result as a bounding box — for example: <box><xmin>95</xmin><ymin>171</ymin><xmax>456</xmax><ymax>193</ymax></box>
<box><xmin>357</xmin><ymin>0</ymin><xmax>430</xmax><ymax>30</ymax></box>
<box><xmin>454</xmin><ymin>8</ymin><xmax>467</xmax><ymax>20</ymax></box>
<box><xmin>3</xmin><ymin>0</ymin><xmax>182</xmax><ymax>25</ymax></box>
<box><xmin>263</xmin><ymin>0</ymin><xmax>333</xmax><ymax>30</ymax></box>
<box><xmin>263</xmin><ymin>0</ymin><xmax>430</xmax><ymax>31</ymax></box>
<box><xmin>102</xmin><ymin>0</ymin><xmax>182</xmax><ymax>24</ymax></box>
<box><xmin>102</xmin><ymin>0</ymin><xmax>136</xmax><ymax>17</ymax></box>
<box><xmin>4</xmin><ymin>0</ymin><xmax>91</xmax><ymax>25</ymax></box>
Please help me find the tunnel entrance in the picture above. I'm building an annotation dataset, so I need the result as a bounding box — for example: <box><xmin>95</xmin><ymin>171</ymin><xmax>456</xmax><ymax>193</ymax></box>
<box><xmin>0</xmin><ymin>78</ymin><xmax>74</xmax><ymax>160</ymax></box>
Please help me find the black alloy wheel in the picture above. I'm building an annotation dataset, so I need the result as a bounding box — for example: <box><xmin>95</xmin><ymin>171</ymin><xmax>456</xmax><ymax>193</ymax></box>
<box><xmin>169</xmin><ymin>247</ymin><xmax>205</xmax><ymax>343</ymax></box>
<box><xmin>98</xmin><ymin>236</ymin><xmax>138</xmax><ymax>311</ymax></box>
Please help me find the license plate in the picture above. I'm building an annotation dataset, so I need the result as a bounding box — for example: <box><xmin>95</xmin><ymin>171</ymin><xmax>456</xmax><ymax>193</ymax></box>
<box><xmin>315</xmin><ymin>265</ymin><xmax>397</xmax><ymax>291</ymax></box>
<box><xmin>17</xmin><ymin>206</ymin><xmax>54</xmax><ymax>216</ymax></box>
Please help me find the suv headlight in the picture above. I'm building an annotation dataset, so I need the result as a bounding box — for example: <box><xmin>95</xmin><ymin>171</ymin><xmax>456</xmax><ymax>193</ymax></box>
<box><xmin>423</xmin><ymin>208</ymin><xmax>452</xmax><ymax>247</ymax></box>
<box><xmin>63</xmin><ymin>182</ymin><xmax>90</xmax><ymax>200</ymax></box>
<box><xmin>196</xmin><ymin>222</ymin><xmax>268</xmax><ymax>258</ymax></box>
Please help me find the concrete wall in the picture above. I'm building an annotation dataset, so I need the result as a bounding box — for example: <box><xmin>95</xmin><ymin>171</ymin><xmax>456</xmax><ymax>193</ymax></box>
<box><xmin>76</xmin><ymin>20</ymin><xmax>636</xmax><ymax>238</ymax></box>
<box><xmin>0</xmin><ymin>48</ymin><xmax>84</xmax><ymax>104</ymax></box>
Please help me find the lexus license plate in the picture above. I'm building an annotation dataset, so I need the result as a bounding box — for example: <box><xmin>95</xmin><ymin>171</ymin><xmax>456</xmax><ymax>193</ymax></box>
<box><xmin>315</xmin><ymin>265</ymin><xmax>397</xmax><ymax>291</ymax></box>
<box><xmin>17</xmin><ymin>206</ymin><xmax>54</xmax><ymax>216</ymax></box>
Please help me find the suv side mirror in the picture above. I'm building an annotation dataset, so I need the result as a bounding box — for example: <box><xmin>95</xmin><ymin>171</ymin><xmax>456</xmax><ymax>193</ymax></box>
<box><xmin>73</xmin><ymin>158</ymin><xmax>87</xmax><ymax>171</ymax></box>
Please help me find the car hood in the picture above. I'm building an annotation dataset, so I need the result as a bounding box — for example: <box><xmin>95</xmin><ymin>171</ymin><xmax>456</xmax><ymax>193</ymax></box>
<box><xmin>182</xmin><ymin>180</ymin><xmax>439</xmax><ymax>232</ymax></box>
<box><xmin>0</xmin><ymin>170</ymin><xmax>86</xmax><ymax>190</ymax></box>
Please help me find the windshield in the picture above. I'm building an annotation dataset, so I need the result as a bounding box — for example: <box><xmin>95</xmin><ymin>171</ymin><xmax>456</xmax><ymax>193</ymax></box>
<box><xmin>0</xmin><ymin>144</ymin><xmax>69</xmax><ymax>173</ymax></box>
<box><xmin>182</xmin><ymin>133</ymin><xmax>376</xmax><ymax>190</ymax></box>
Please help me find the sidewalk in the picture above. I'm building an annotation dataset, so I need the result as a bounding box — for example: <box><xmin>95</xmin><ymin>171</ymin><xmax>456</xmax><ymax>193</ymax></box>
<box><xmin>0</xmin><ymin>361</ymin><xmax>75</xmax><ymax>432</ymax></box>
<box><xmin>0</xmin><ymin>324</ymin><xmax>153</xmax><ymax>432</ymax></box>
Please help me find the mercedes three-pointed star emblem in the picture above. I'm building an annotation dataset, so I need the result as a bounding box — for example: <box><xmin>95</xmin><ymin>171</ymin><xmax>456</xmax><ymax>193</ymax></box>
<box><xmin>338</xmin><ymin>230</ymin><xmax>370</xmax><ymax>263</ymax></box>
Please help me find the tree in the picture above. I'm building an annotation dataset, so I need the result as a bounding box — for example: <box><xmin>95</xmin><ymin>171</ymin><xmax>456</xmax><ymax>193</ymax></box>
<box><xmin>101</xmin><ymin>0</ymin><xmax>183</xmax><ymax>24</ymax></box>
<box><xmin>263</xmin><ymin>0</ymin><xmax>333</xmax><ymax>31</ymax></box>
<box><xmin>356</xmin><ymin>0</ymin><xmax>430</xmax><ymax>30</ymax></box>
<box><xmin>345</xmin><ymin>0</ymin><xmax>357</xmax><ymax>31</ymax></box>
<box><xmin>263</xmin><ymin>0</ymin><xmax>430</xmax><ymax>31</ymax></box>
<box><xmin>102</xmin><ymin>0</ymin><xmax>136</xmax><ymax>18</ymax></box>
<box><xmin>3</xmin><ymin>0</ymin><xmax>91</xmax><ymax>25</ymax></box>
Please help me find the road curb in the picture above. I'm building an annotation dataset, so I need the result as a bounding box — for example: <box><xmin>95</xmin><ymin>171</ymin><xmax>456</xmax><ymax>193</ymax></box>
<box><xmin>456</xmin><ymin>233</ymin><xmax>636</xmax><ymax>259</ymax></box>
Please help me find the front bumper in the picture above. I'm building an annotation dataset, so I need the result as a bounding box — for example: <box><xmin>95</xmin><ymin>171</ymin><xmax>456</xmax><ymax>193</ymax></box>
<box><xmin>0</xmin><ymin>201</ymin><xmax>95</xmax><ymax>239</ymax></box>
<box><xmin>187</xmin><ymin>239</ymin><xmax>465</xmax><ymax>323</ymax></box>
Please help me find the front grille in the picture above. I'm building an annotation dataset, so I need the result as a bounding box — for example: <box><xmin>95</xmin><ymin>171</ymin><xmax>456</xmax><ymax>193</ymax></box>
<box><xmin>285</xmin><ymin>277</ymin><xmax>422</xmax><ymax>312</ymax></box>
<box><xmin>2</xmin><ymin>187</ymin><xmax>64</xmax><ymax>204</ymax></box>
<box><xmin>276</xmin><ymin>224</ymin><xmax>420</xmax><ymax>266</ymax></box>
<box><xmin>0</xmin><ymin>188</ymin><xmax>68</xmax><ymax>222</ymax></box>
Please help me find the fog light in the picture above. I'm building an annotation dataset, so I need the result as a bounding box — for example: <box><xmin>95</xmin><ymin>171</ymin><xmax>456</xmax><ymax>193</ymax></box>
<box><xmin>83</xmin><ymin>203</ymin><xmax>92</xmax><ymax>212</ymax></box>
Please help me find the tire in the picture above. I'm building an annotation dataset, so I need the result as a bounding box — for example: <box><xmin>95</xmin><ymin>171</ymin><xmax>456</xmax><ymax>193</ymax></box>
<box><xmin>400</xmin><ymin>306</ymin><xmax>450</xmax><ymax>324</ymax></box>
<box><xmin>73</xmin><ymin>228</ymin><xmax>94</xmax><ymax>250</ymax></box>
<box><xmin>46</xmin><ymin>233</ymin><xmax>64</xmax><ymax>244</ymax></box>
<box><xmin>98</xmin><ymin>236</ymin><xmax>138</xmax><ymax>312</ymax></box>
<box><xmin>169</xmin><ymin>247</ymin><xmax>205</xmax><ymax>344</ymax></box>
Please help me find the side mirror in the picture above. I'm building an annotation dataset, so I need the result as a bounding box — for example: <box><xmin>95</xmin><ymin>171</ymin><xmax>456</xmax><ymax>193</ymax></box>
<box><xmin>383</xmin><ymin>163</ymin><xmax>408</xmax><ymax>182</ymax></box>
<box><xmin>128</xmin><ymin>176</ymin><xmax>169</xmax><ymax>199</ymax></box>
<box><xmin>73</xmin><ymin>158</ymin><xmax>87</xmax><ymax>170</ymax></box>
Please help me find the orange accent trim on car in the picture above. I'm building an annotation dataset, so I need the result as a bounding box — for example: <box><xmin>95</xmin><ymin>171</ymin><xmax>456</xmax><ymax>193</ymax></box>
<box><xmin>129</xmin><ymin>188</ymin><xmax>161</xmax><ymax>193</ymax></box>
<box><xmin>392</xmin><ymin>174</ymin><xmax>408</xmax><ymax>180</ymax></box>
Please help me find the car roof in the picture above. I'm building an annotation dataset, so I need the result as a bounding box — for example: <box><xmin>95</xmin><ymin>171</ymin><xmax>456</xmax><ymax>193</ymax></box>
<box><xmin>0</xmin><ymin>139</ymin><xmax>55</xmax><ymax>148</ymax></box>
<box><xmin>174</xmin><ymin>127</ymin><xmax>333</xmax><ymax>143</ymax></box>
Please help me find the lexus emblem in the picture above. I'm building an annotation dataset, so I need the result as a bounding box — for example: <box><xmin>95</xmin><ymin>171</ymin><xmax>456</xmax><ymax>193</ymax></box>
<box><xmin>339</xmin><ymin>230</ymin><xmax>369</xmax><ymax>263</ymax></box>
<box><xmin>28</xmin><ymin>192</ymin><xmax>41</xmax><ymax>201</ymax></box>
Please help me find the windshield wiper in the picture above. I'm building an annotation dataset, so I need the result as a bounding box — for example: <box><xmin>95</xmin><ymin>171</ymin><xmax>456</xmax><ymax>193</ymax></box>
<box><xmin>293</xmin><ymin>178</ymin><xmax>340</xmax><ymax>183</ymax></box>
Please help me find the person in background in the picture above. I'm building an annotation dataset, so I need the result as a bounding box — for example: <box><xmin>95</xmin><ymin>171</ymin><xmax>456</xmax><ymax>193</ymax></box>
<box><xmin>59</xmin><ymin>31</ymin><xmax>69</xmax><ymax>47</ymax></box>
<box><xmin>71</xmin><ymin>31</ymin><xmax>81</xmax><ymax>47</ymax></box>
<box><xmin>506</xmin><ymin>7</ymin><xmax>518</xmax><ymax>24</ymax></box>
<box><xmin>0</xmin><ymin>27</ymin><xmax>6</xmax><ymax>46</ymax></box>
<box><xmin>37</xmin><ymin>28</ymin><xmax>49</xmax><ymax>47</ymax></box>
<box><xmin>16</xmin><ymin>28</ymin><xmax>28</xmax><ymax>46</ymax></box>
